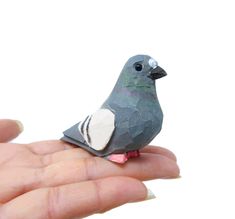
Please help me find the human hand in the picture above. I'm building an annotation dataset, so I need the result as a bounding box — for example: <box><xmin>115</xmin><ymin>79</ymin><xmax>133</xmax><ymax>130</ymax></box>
<box><xmin>0</xmin><ymin>119</ymin><xmax>179</xmax><ymax>219</ymax></box>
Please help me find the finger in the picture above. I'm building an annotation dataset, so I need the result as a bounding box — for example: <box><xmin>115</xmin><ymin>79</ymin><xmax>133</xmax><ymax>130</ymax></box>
<box><xmin>0</xmin><ymin>153</ymin><xmax>179</xmax><ymax>203</ymax></box>
<box><xmin>28</xmin><ymin>139</ymin><xmax>177</xmax><ymax>162</ymax></box>
<box><xmin>39</xmin><ymin>154</ymin><xmax>180</xmax><ymax>187</ymax></box>
<box><xmin>1</xmin><ymin>177</ymin><xmax>148</xmax><ymax>219</ymax></box>
<box><xmin>43</xmin><ymin>145</ymin><xmax>176</xmax><ymax>165</ymax></box>
<box><xmin>141</xmin><ymin>145</ymin><xmax>177</xmax><ymax>161</ymax></box>
<box><xmin>27</xmin><ymin>140</ymin><xmax>75</xmax><ymax>155</ymax></box>
<box><xmin>0</xmin><ymin>119</ymin><xmax>23</xmax><ymax>142</ymax></box>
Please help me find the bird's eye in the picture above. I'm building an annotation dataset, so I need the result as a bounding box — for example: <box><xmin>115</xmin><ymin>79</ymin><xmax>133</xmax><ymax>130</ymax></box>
<box><xmin>134</xmin><ymin>63</ymin><xmax>143</xmax><ymax>71</ymax></box>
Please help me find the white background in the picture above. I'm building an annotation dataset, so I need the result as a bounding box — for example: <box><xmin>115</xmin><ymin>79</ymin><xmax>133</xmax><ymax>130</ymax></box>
<box><xmin>1</xmin><ymin>0</ymin><xmax>235</xmax><ymax>218</ymax></box>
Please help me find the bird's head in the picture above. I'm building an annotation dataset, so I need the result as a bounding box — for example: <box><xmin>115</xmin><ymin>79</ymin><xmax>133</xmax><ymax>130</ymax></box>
<box><xmin>122</xmin><ymin>55</ymin><xmax>167</xmax><ymax>83</ymax></box>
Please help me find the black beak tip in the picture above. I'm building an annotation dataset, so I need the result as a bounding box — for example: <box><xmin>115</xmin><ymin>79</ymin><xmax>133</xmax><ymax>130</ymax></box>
<box><xmin>150</xmin><ymin>66</ymin><xmax>167</xmax><ymax>80</ymax></box>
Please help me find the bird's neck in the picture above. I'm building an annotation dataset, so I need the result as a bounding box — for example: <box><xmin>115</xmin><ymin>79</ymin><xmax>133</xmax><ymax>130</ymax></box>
<box><xmin>101</xmin><ymin>79</ymin><xmax>158</xmax><ymax>109</ymax></box>
<box><xmin>108</xmin><ymin>78</ymin><xmax>157</xmax><ymax>102</ymax></box>
<box><xmin>112</xmin><ymin>74</ymin><xmax>156</xmax><ymax>94</ymax></box>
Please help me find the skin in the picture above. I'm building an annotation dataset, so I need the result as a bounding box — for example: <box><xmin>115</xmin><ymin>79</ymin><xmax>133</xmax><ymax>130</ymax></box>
<box><xmin>0</xmin><ymin>119</ymin><xmax>180</xmax><ymax>219</ymax></box>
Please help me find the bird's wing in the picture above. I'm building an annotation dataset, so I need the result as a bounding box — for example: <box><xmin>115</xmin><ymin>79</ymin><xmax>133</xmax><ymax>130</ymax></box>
<box><xmin>76</xmin><ymin>108</ymin><xmax>115</xmax><ymax>151</ymax></box>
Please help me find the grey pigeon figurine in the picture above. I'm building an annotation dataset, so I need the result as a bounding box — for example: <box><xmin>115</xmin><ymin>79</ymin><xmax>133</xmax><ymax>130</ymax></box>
<box><xmin>61</xmin><ymin>55</ymin><xmax>167</xmax><ymax>163</ymax></box>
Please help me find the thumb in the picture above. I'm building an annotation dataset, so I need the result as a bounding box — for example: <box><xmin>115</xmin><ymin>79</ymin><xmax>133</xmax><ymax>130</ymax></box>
<box><xmin>0</xmin><ymin>119</ymin><xmax>24</xmax><ymax>142</ymax></box>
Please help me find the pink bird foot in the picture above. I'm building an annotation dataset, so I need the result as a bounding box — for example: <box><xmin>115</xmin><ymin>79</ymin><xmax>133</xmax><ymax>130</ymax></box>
<box><xmin>107</xmin><ymin>150</ymin><xmax>140</xmax><ymax>164</ymax></box>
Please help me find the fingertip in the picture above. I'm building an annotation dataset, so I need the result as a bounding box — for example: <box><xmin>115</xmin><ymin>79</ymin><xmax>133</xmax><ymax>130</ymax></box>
<box><xmin>123</xmin><ymin>153</ymin><xmax>180</xmax><ymax>180</ymax></box>
<box><xmin>162</xmin><ymin>157</ymin><xmax>180</xmax><ymax>179</ymax></box>
<box><xmin>141</xmin><ymin>145</ymin><xmax>177</xmax><ymax>162</ymax></box>
<box><xmin>99</xmin><ymin>177</ymin><xmax>156</xmax><ymax>204</ymax></box>
<box><xmin>0</xmin><ymin>119</ymin><xmax>24</xmax><ymax>142</ymax></box>
<box><xmin>116</xmin><ymin>177</ymin><xmax>148</xmax><ymax>203</ymax></box>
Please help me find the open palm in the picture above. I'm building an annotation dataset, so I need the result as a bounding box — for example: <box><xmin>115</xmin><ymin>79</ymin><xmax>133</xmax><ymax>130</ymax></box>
<box><xmin>0</xmin><ymin>119</ymin><xmax>179</xmax><ymax>219</ymax></box>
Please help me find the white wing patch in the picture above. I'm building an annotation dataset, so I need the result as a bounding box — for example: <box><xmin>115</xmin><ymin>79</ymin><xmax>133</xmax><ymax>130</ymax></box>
<box><xmin>78</xmin><ymin>109</ymin><xmax>115</xmax><ymax>151</ymax></box>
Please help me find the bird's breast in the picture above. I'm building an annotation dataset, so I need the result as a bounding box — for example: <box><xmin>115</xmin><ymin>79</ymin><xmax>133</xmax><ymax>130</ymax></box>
<box><xmin>102</xmin><ymin>96</ymin><xmax>163</xmax><ymax>153</ymax></box>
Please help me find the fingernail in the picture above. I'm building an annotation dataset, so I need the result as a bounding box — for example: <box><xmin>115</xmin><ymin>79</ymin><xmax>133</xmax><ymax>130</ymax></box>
<box><xmin>14</xmin><ymin>120</ymin><xmax>24</xmax><ymax>133</ymax></box>
<box><xmin>145</xmin><ymin>189</ymin><xmax>156</xmax><ymax>200</ymax></box>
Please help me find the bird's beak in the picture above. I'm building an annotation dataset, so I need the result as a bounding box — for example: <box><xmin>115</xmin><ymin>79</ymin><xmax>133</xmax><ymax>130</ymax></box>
<box><xmin>149</xmin><ymin>66</ymin><xmax>167</xmax><ymax>80</ymax></box>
